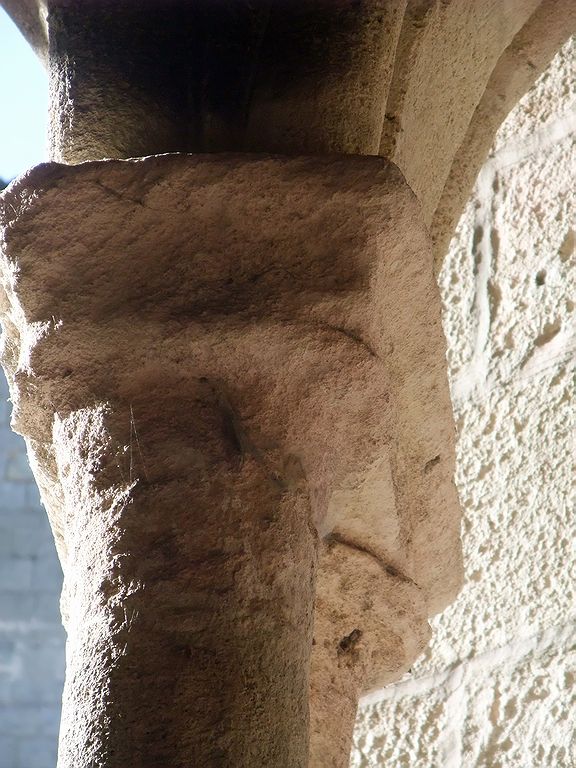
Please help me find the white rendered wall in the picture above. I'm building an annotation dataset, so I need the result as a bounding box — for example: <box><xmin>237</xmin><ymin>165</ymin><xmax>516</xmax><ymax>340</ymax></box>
<box><xmin>352</xmin><ymin>37</ymin><xmax>575</xmax><ymax>768</ymax></box>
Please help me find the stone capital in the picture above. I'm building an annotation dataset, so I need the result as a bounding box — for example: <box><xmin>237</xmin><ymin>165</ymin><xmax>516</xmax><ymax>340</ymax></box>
<box><xmin>0</xmin><ymin>154</ymin><xmax>461</xmax><ymax>766</ymax></box>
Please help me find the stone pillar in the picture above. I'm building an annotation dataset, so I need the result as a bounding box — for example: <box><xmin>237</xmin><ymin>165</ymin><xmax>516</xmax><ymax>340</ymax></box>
<box><xmin>45</xmin><ymin>0</ymin><xmax>406</xmax><ymax>162</ymax></box>
<box><xmin>0</xmin><ymin>154</ymin><xmax>459</xmax><ymax>767</ymax></box>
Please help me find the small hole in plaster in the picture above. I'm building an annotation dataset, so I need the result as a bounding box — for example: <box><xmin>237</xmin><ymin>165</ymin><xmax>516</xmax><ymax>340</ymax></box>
<box><xmin>477</xmin><ymin>461</ymin><xmax>493</xmax><ymax>481</ymax></box>
<box><xmin>534</xmin><ymin>320</ymin><xmax>561</xmax><ymax>347</ymax></box>
<box><xmin>535</xmin><ymin>270</ymin><xmax>546</xmax><ymax>286</ymax></box>
<box><xmin>472</xmin><ymin>225</ymin><xmax>483</xmax><ymax>274</ymax></box>
<box><xmin>559</xmin><ymin>229</ymin><xmax>575</xmax><ymax>262</ymax></box>
<box><xmin>469</xmin><ymin>569</ymin><xmax>482</xmax><ymax>582</ymax></box>
<box><xmin>504</xmin><ymin>331</ymin><xmax>515</xmax><ymax>349</ymax></box>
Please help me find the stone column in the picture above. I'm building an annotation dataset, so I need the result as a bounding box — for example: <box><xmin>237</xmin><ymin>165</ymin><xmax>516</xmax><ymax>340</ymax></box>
<box><xmin>0</xmin><ymin>154</ymin><xmax>459</xmax><ymax>767</ymax></box>
<box><xmin>45</xmin><ymin>0</ymin><xmax>406</xmax><ymax>162</ymax></box>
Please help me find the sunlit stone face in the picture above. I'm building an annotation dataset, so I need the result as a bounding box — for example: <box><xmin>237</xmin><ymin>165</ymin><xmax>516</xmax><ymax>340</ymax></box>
<box><xmin>0</xmin><ymin>153</ymin><xmax>461</xmax><ymax>766</ymax></box>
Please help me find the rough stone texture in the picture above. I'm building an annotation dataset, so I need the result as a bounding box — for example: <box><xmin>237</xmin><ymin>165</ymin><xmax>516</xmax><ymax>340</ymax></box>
<box><xmin>4</xmin><ymin>1</ymin><xmax>575</xmax><ymax>250</ymax></box>
<box><xmin>0</xmin><ymin>372</ymin><xmax>65</xmax><ymax>768</ymax></box>
<box><xmin>0</xmin><ymin>154</ymin><xmax>459</xmax><ymax>767</ymax></box>
<box><xmin>354</xmin><ymin>627</ymin><xmax>575</xmax><ymax>768</ymax></box>
<box><xmin>493</xmin><ymin>34</ymin><xmax>576</xmax><ymax>151</ymax></box>
<box><xmin>45</xmin><ymin>0</ymin><xmax>408</xmax><ymax>162</ymax></box>
<box><xmin>430</xmin><ymin>0</ymin><xmax>576</xmax><ymax>263</ymax></box>
<box><xmin>0</xmin><ymin>3</ymin><xmax>573</xmax><ymax>764</ymax></box>
<box><xmin>380</xmin><ymin>0</ymin><xmax>544</xmax><ymax>221</ymax></box>
<box><xmin>352</xmin><ymin>37</ymin><xmax>575</xmax><ymax>768</ymax></box>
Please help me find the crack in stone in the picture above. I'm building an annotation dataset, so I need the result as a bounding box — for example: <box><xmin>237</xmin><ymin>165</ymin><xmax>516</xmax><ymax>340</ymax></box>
<box><xmin>323</xmin><ymin>324</ymin><xmax>379</xmax><ymax>359</ymax></box>
<box><xmin>326</xmin><ymin>531</ymin><xmax>418</xmax><ymax>588</ymax></box>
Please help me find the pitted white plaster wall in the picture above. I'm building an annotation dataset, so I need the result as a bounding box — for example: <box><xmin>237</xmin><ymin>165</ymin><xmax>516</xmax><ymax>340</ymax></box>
<box><xmin>352</xmin><ymin>37</ymin><xmax>575</xmax><ymax>768</ymax></box>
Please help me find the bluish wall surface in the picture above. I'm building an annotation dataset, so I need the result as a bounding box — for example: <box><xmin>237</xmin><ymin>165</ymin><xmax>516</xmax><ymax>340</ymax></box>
<box><xmin>0</xmin><ymin>372</ymin><xmax>65</xmax><ymax>768</ymax></box>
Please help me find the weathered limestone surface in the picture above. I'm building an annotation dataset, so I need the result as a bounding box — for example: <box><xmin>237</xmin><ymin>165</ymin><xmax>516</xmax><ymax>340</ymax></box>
<box><xmin>352</xmin><ymin>37</ymin><xmax>575</xmax><ymax>767</ymax></box>
<box><xmin>5</xmin><ymin>0</ymin><xmax>575</xmax><ymax>260</ymax></box>
<box><xmin>432</xmin><ymin>0</ymin><xmax>576</xmax><ymax>264</ymax></box>
<box><xmin>0</xmin><ymin>154</ymin><xmax>459</xmax><ymax>766</ymax></box>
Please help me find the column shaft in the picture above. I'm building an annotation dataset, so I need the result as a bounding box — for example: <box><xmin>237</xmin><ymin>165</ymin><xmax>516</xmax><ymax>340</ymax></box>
<box><xmin>54</xmin><ymin>399</ymin><xmax>316</xmax><ymax>767</ymax></box>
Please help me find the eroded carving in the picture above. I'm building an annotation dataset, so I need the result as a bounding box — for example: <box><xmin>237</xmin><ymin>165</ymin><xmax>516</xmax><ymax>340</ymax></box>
<box><xmin>0</xmin><ymin>154</ymin><xmax>460</xmax><ymax>766</ymax></box>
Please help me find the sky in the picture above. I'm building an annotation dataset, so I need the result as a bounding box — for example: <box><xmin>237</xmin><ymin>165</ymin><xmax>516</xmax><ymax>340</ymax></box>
<box><xmin>0</xmin><ymin>8</ymin><xmax>48</xmax><ymax>182</ymax></box>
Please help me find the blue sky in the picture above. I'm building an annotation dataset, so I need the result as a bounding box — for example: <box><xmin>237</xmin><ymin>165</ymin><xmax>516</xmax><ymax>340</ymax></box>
<box><xmin>0</xmin><ymin>8</ymin><xmax>48</xmax><ymax>181</ymax></box>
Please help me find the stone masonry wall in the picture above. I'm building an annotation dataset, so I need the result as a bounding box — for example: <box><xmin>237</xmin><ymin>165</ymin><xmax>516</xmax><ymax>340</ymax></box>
<box><xmin>0</xmin><ymin>370</ymin><xmax>65</xmax><ymax>768</ymax></box>
<box><xmin>352</xmin><ymin>37</ymin><xmax>575</xmax><ymax>768</ymax></box>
